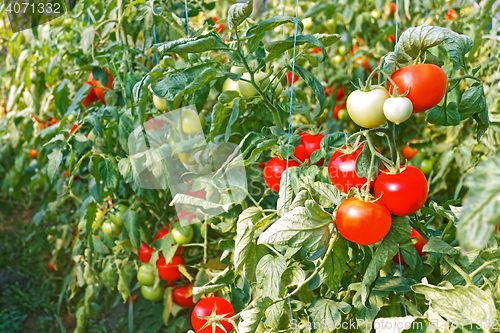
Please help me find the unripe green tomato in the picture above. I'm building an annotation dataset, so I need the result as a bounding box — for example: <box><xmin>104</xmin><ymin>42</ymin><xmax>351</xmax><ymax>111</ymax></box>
<box><xmin>137</xmin><ymin>264</ymin><xmax>156</xmax><ymax>286</ymax></box>
<box><xmin>420</xmin><ymin>159</ymin><xmax>433</xmax><ymax>175</ymax></box>
<box><xmin>338</xmin><ymin>108</ymin><xmax>350</xmax><ymax>122</ymax></box>
<box><xmin>230</xmin><ymin>66</ymin><xmax>245</xmax><ymax>74</ymax></box>
<box><xmin>172</xmin><ymin>226</ymin><xmax>194</xmax><ymax>244</ymax></box>
<box><xmin>153</xmin><ymin>95</ymin><xmax>168</xmax><ymax>111</ymax></box>
<box><xmin>102</xmin><ymin>220</ymin><xmax>123</xmax><ymax>238</ymax></box>
<box><xmin>338</xmin><ymin>45</ymin><xmax>347</xmax><ymax>55</ymax></box>
<box><xmin>303</xmin><ymin>17</ymin><xmax>313</xmax><ymax>29</ymax></box>
<box><xmin>67</xmin><ymin>114</ymin><xmax>76</xmax><ymax>122</ymax></box>
<box><xmin>333</xmin><ymin>55</ymin><xmax>343</xmax><ymax>64</ymax></box>
<box><xmin>222</xmin><ymin>78</ymin><xmax>240</xmax><ymax>93</ymax></box>
<box><xmin>371</xmin><ymin>9</ymin><xmax>381</xmax><ymax>19</ymax></box>
<box><xmin>182</xmin><ymin>110</ymin><xmax>203</xmax><ymax>134</ymax></box>
<box><xmin>238</xmin><ymin>72</ymin><xmax>270</xmax><ymax>97</ymax></box>
<box><xmin>64</xmin><ymin>18</ymin><xmax>73</xmax><ymax>28</ymax></box>
<box><xmin>109</xmin><ymin>204</ymin><xmax>128</xmax><ymax>227</ymax></box>
<box><xmin>141</xmin><ymin>285</ymin><xmax>165</xmax><ymax>301</ymax></box>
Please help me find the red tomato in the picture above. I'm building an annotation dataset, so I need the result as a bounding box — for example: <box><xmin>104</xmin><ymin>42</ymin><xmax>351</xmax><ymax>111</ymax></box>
<box><xmin>70</xmin><ymin>124</ymin><xmax>79</xmax><ymax>134</ymax></box>
<box><xmin>259</xmin><ymin>162</ymin><xmax>265</xmax><ymax>169</ymax></box>
<box><xmin>336</xmin><ymin>197</ymin><xmax>392</xmax><ymax>245</ymax></box>
<box><xmin>387</xmin><ymin>34</ymin><xmax>395</xmax><ymax>43</ymax></box>
<box><xmin>82</xmin><ymin>82</ymin><xmax>98</xmax><ymax>107</ymax></box>
<box><xmin>65</xmin><ymin>170</ymin><xmax>69</xmax><ymax>177</ymax></box>
<box><xmin>390</xmin><ymin>2</ymin><xmax>396</xmax><ymax>14</ymax></box>
<box><xmin>263</xmin><ymin>157</ymin><xmax>300</xmax><ymax>192</ymax></box>
<box><xmin>48</xmin><ymin>261</ymin><xmax>56</xmax><ymax>272</ymax></box>
<box><xmin>388</xmin><ymin>64</ymin><xmax>447</xmax><ymax>113</ymax></box>
<box><xmin>172</xmin><ymin>283</ymin><xmax>195</xmax><ymax>308</ymax></box>
<box><xmin>310</xmin><ymin>48</ymin><xmax>322</xmax><ymax>54</ymax></box>
<box><xmin>155</xmin><ymin>226</ymin><xmax>170</xmax><ymax>240</ymax></box>
<box><xmin>402</xmin><ymin>145</ymin><xmax>418</xmax><ymax>161</ymax></box>
<box><xmin>29</xmin><ymin>149</ymin><xmax>38</xmax><ymax>159</ymax></box>
<box><xmin>445</xmin><ymin>8</ymin><xmax>457</xmax><ymax>20</ymax></box>
<box><xmin>294</xmin><ymin>133</ymin><xmax>325</xmax><ymax>165</ymax></box>
<box><xmin>191</xmin><ymin>297</ymin><xmax>235</xmax><ymax>333</ymax></box>
<box><xmin>216</xmin><ymin>23</ymin><xmax>225</xmax><ymax>33</ymax></box>
<box><xmin>374</xmin><ymin>165</ymin><xmax>428</xmax><ymax>216</ymax></box>
<box><xmin>328</xmin><ymin>144</ymin><xmax>381</xmax><ymax>193</ymax></box>
<box><xmin>138</xmin><ymin>242</ymin><xmax>154</xmax><ymax>263</ymax></box>
<box><xmin>91</xmin><ymin>68</ymin><xmax>114</xmax><ymax>104</ymax></box>
<box><xmin>336</xmin><ymin>86</ymin><xmax>345</xmax><ymax>101</ymax></box>
<box><xmin>287</xmin><ymin>71</ymin><xmax>299</xmax><ymax>85</ymax></box>
<box><xmin>394</xmin><ymin>227</ymin><xmax>427</xmax><ymax>265</ymax></box>
<box><xmin>156</xmin><ymin>255</ymin><xmax>185</xmax><ymax>281</ymax></box>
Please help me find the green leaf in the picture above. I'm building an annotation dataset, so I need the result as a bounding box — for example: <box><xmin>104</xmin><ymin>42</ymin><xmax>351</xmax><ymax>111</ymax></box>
<box><xmin>458</xmin><ymin>84</ymin><xmax>486</xmax><ymax>120</ymax></box>
<box><xmin>266</xmin><ymin>34</ymin><xmax>328</xmax><ymax>62</ymax></box>
<box><xmin>210</xmin><ymin>103</ymin><xmax>232</xmax><ymax>140</ymax></box>
<box><xmin>81</xmin><ymin>26</ymin><xmax>94</xmax><ymax>54</ymax></box>
<box><xmin>277</xmin><ymin>166</ymin><xmax>301</xmax><ymax>216</ymax></box>
<box><xmin>373</xmin><ymin>276</ymin><xmax>411</xmax><ymax>292</ymax></box>
<box><xmin>422</xmin><ymin>238</ymin><xmax>459</xmax><ymax>255</ymax></box>
<box><xmin>225</xmin><ymin>99</ymin><xmax>240</xmax><ymax>141</ymax></box>
<box><xmin>162</xmin><ymin>286</ymin><xmax>173</xmax><ymax>325</ymax></box>
<box><xmin>295</xmin><ymin>65</ymin><xmax>326</xmax><ymax>111</ymax></box>
<box><xmin>319</xmin><ymin>236</ymin><xmax>349</xmax><ymax>292</ymax></box>
<box><xmin>306</xmin><ymin>182</ymin><xmax>345</xmax><ymax>209</ymax></box>
<box><xmin>258</xmin><ymin>200</ymin><xmax>332</xmax><ymax>251</ymax></box>
<box><xmin>237</xmin><ymin>298</ymin><xmax>273</xmax><ymax>333</ymax></box>
<box><xmin>47</xmin><ymin>148</ymin><xmax>63</xmax><ymax>183</ymax></box>
<box><xmin>219</xmin><ymin>90</ymin><xmax>240</xmax><ymax>104</ymax></box>
<box><xmin>355</xmin><ymin>143</ymin><xmax>378</xmax><ymax>179</ymax></box>
<box><xmin>122</xmin><ymin>210</ymin><xmax>141</xmax><ymax>250</ymax></box>
<box><xmin>154</xmin><ymin>34</ymin><xmax>227</xmax><ymax>54</ymax></box>
<box><xmin>440</xmin><ymin>28</ymin><xmax>474</xmax><ymax>70</ymax></box>
<box><xmin>246</xmin><ymin>16</ymin><xmax>303</xmax><ymax>36</ymax></box>
<box><xmin>234</xmin><ymin>207</ymin><xmax>262</xmax><ymax>276</ymax></box>
<box><xmin>425</xmin><ymin>102</ymin><xmax>460</xmax><ymax>126</ymax></box>
<box><xmin>321</xmin><ymin>132</ymin><xmax>347</xmax><ymax>150</ymax></box>
<box><xmin>118</xmin><ymin>110</ymin><xmax>135</xmax><ymax>154</ymax></box>
<box><xmin>227</xmin><ymin>0</ymin><xmax>253</xmax><ymax>30</ymax></box>
<box><xmin>361</xmin><ymin>216</ymin><xmax>411</xmax><ymax>304</ymax></box>
<box><xmin>457</xmin><ymin>153</ymin><xmax>500</xmax><ymax>252</ymax></box>
<box><xmin>92</xmin><ymin>235</ymin><xmax>110</xmax><ymax>254</ymax></box>
<box><xmin>412</xmin><ymin>281</ymin><xmax>496</xmax><ymax>331</ymax></box>
<box><xmin>281</xmin><ymin>265</ymin><xmax>305</xmax><ymax>287</ymax></box>
<box><xmin>117</xmin><ymin>264</ymin><xmax>133</xmax><ymax>302</ymax></box>
<box><xmin>161</xmin><ymin>233</ymin><xmax>178</xmax><ymax>264</ymax></box>
<box><xmin>256</xmin><ymin>255</ymin><xmax>287</xmax><ymax>329</ymax></box>
<box><xmin>307</xmin><ymin>299</ymin><xmax>351</xmax><ymax>330</ymax></box>
<box><xmin>99</xmin><ymin>157</ymin><xmax>119</xmax><ymax>191</ymax></box>
<box><xmin>99</xmin><ymin>261</ymin><xmax>117</xmax><ymax>290</ymax></box>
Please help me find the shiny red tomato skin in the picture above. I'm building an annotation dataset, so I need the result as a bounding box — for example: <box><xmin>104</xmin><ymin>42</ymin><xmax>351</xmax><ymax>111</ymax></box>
<box><xmin>172</xmin><ymin>283</ymin><xmax>195</xmax><ymax>308</ymax></box>
<box><xmin>294</xmin><ymin>133</ymin><xmax>325</xmax><ymax>165</ymax></box>
<box><xmin>328</xmin><ymin>144</ymin><xmax>381</xmax><ymax>193</ymax></box>
<box><xmin>388</xmin><ymin>64</ymin><xmax>447</xmax><ymax>113</ymax></box>
<box><xmin>92</xmin><ymin>67</ymin><xmax>114</xmax><ymax>104</ymax></box>
<box><xmin>374</xmin><ymin>165</ymin><xmax>428</xmax><ymax>216</ymax></box>
<box><xmin>393</xmin><ymin>228</ymin><xmax>427</xmax><ymax>265</ymax></box>
<box><xmin>82</xmin><ymin>82</ymin><xmax>98</xmax><ymax>107</ymax></box>
<box><xmin>156</xmin><ymin>255</ymin><xmax>185</xmax><ymax>281</ymax></box>
<box><xmin>191</xmin><ymin>297</ymin><xmax>235</xmax><ymax>333</ymax></box>
<box><xmin>138</xmin><ymin>242</ymin><xmax>154</xmax><ymax>263</ymax></box>
<box><xmin>263</xmin><ymin>157</ymin><xmax>300</xmax><ymax>192</ymax></box>
<box><xmin>155</xmin><ymin>226</ymin><xmax>169</xmax><ymax>240</ymax></box>
<box><xmin>336</xmin><ymin>197</ymin><xmax>392</xmax><ymax>245</ymax></box>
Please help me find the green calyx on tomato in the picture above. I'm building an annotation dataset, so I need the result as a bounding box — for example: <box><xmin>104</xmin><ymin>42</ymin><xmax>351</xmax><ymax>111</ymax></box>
<box><xmin>172</xmin><ymin>225</ymin><xmax>194</xmax><ymax>244</ymax></box>
<box><xmin>346</xmin><ymin>87</ymin><xmax>389</xmax><ymax>128</ymax></box>
<box><xmin>137</xmin><ymin>264</ymin><xmax>156</xmax><ymax>286</ymax></box>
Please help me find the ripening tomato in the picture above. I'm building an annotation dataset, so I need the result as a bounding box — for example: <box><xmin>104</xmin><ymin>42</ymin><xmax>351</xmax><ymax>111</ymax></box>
<box><xmin>172</xmin><ymin>283</ymin><xmax>195</xmax><ymax>308</ymax></box>
<box><xmin>29</xmin><ymin>149</ymin><xmax>38</xmax><ymax>159</ymax></box>
<box><xmin>388</xmin><ymin>64</ymin><xmax>447</xmax><ymax>113</ymax></box>
<box><xmin>346</xmin><ymin>87</ymin><xmax>389</xmax><ymax>128</ymax></box>
<box><xmin>137</xmin><ymin>264</ymin><xmax>156</xmax><ymax>286</ymax></box>
<box><xmin>155</xmin><ymin>226</ymin><xmax>170</xmax><ymax>240</ymax></box>
<box><xmin>287</xmin><ymin>71</ymin><xmax>299</xmax><ymax>85</ymax></box>
<box><xmin>390</xmin><ymin>2</ymin><xmax>396</xmax><ymax>14</ymax></box>
<box><xmin>383</xmin><ymin>96</ymin><xmax>413</xmax><ymax>124</ymax></box>
<box><xmin>156</xmin><ymin>255</ymin><xmax>185</xmax><ymax>281</ymax></box>
<box><xmin>393</xmin><ymin>228</ymin><xmax>427</xmax><ymax>265</ymax></box>
<box><xmin>92</xmin><ymin>67</ymin><xmax>114</xmax><ymax>104</ymax></box>
<box><xmin>353</xmin><ymin>56</ymin><xmax>371</xmax><ymax>71</ymax></box>
<box><xmin>328</xmin><ymin>144</ymin><xmax>381</xmax><ymax>193</ymax></box>
<box><xmin>336</xmin><ymin>86</ymin><xmax>345</xmax><ymax>101</ymax></box>
<box><xmin>215</xmin><ymin>22</ymin><xmax>225</xmax><ymax>33</ymax></box>
<box><xmin>191</xmin><ymin>297</ymin><xmax>235</xmax><ymax>333</ymax></box>
<box><xmin>70</xmin><ymin>124</ymin><xmax>79</xmax><ymax>134</ymax></box>
<box><xmin>402</xmin><ymin>145</ymin><xmax>418</xmax><ymax>161</ymax></box>
<box><xmin>419</xmin><ymin>159</ymin><xmax>434</xmax><ymax>175</ymax></box>
<box><xmin>387</xmin><ymin>34</ymin><xmax>395</xmax><ymax>43</ymax></box>
<box><xmin>141</xmin><ymin>285</ymin><xmax>165</xmax><ymax>301</ymax></box>
<box><xmin>336</xmin><ymin>197</ymin><xmax>392</xmax><ymax>245</ymax></box>
<box><xmin>374</xmin><ymin>165</ymin><xmax>428</xmax><ymax>216</ymax></box>
<box><xmin>445</xmin><ymin>8</ymin><xmax>457</xmax><ymax>20</ymax></box>
<box><xmin>294</xmin><ymin>133</ymin><xmax>325</xmax><ymax>165</ymax></box>
<box><xmin>138</xmin><ymin>242</ymin><xmax>154</xmax><ymax>263</ymax></box>
<box><xmin>263</xmin><ymin>157</ymin><xmax>300</xmax><ymax>192</ymax></box>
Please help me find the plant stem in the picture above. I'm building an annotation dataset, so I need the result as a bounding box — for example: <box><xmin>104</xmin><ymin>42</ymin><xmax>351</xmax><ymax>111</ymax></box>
<box><xmin>469</xmin><ymin>260</ymin><xmax>499</xmax><ymax>279</ymax></box>
<box><xmin>442</xmin><ymin>255</ymin><xmax>474</xmax><ymax>286</ymax></box>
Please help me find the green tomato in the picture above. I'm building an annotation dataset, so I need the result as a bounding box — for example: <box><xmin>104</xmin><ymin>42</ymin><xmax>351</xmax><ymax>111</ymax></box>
<box><xmin>230</xmin><ymin>66</ymin><xmax>245</xmax><ymax>74</ymax></box>
<box><xmin>67</xmin><ymin>114</ymin><xmax>76</xmax><ymax>122</ymax></box>
<box><xmin>303</xmin><ymin>17</ymin><xmax>313</xmax><ymax>29</ymax></box>
<box><xmin>346</xmin><ymin>87</ymin><xmax>389</xmax><ymax>128</ymax></box>
<box><xmin>172</xmin><ymin>226</ymin><xmax>194</xmax><ymax>245</ymax></box>
<box><xmin>137</xmin><ymin>264</ymin><xmax>156</xmax><ymax>286</ymax></box>
<box><xmin>338</xmin><ymin>45</ymin><xmax>347</xmax><ymax>55</ymax></box>
<box><xmin>182</xmin><ymin>110</ymin><xmax>203</xmax><ymax>134</ymax></box>
<box><xmin>109</xmin><ymin>204</ymin><xmax>128</xmax><ymax>227</ymax></box>
<box><xmin>161</xmin><ymin>56</ymin><xmax>175</xmax><ymax>68</ymax></box>
<box><xmin>238</xmin><ymin>72</ymin><xmax>270</xmax><ymax>97</ymax></box>
<box><xmin>333</xmin><ymin>55</ymin><xmax>343</xmax><ymax>64</ymax></box>
<box><xmin>420</xmin><ymin>159</ymin><xmax>433</xmax><ymax>175</ymax></box>
<box><xmin>338</xmin><ymin>108</ymin><xmax>350</xmax><ymax>122</ymax></box>
<box><xmin>371</xmin><ymin>9</ymin><xmax>381</xmax><ymax>19</ymax></box>
<box><xmin>141</xmin><ymin>285</ymin><xmax>165</xmax><ymax>301</ymax></box>
<box><xmin>153</xmin><ymin>95</ymin><xmax>168</xmax><ymax>111</ymax></box>
<box><xmin>222</xmin><ymin>78</ymin><xmax>240</xmax><ymax>93</ymax></box>
<box><xmin>102</xmin><ymin>220</ymin><xmax>123</xmax><ymax>238</ymax></box>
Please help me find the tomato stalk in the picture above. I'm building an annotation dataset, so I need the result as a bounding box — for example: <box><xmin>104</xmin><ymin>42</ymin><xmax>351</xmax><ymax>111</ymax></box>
<box><xmin>442</xmin><ymin>255</ymin><xmax>474</xmax><ymax>286</ymax></box>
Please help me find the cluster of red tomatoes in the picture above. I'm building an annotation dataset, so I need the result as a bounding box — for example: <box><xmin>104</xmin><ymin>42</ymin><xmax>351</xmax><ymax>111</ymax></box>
<box><xmin>33</xmin><ymin>115</ymin><xmax>58</xmax><ymax>130</ymax></box>
<box><xmin>81</xmin><ymin>67</ymin><xmax>114</xmax><ymax>107</ymax></box>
